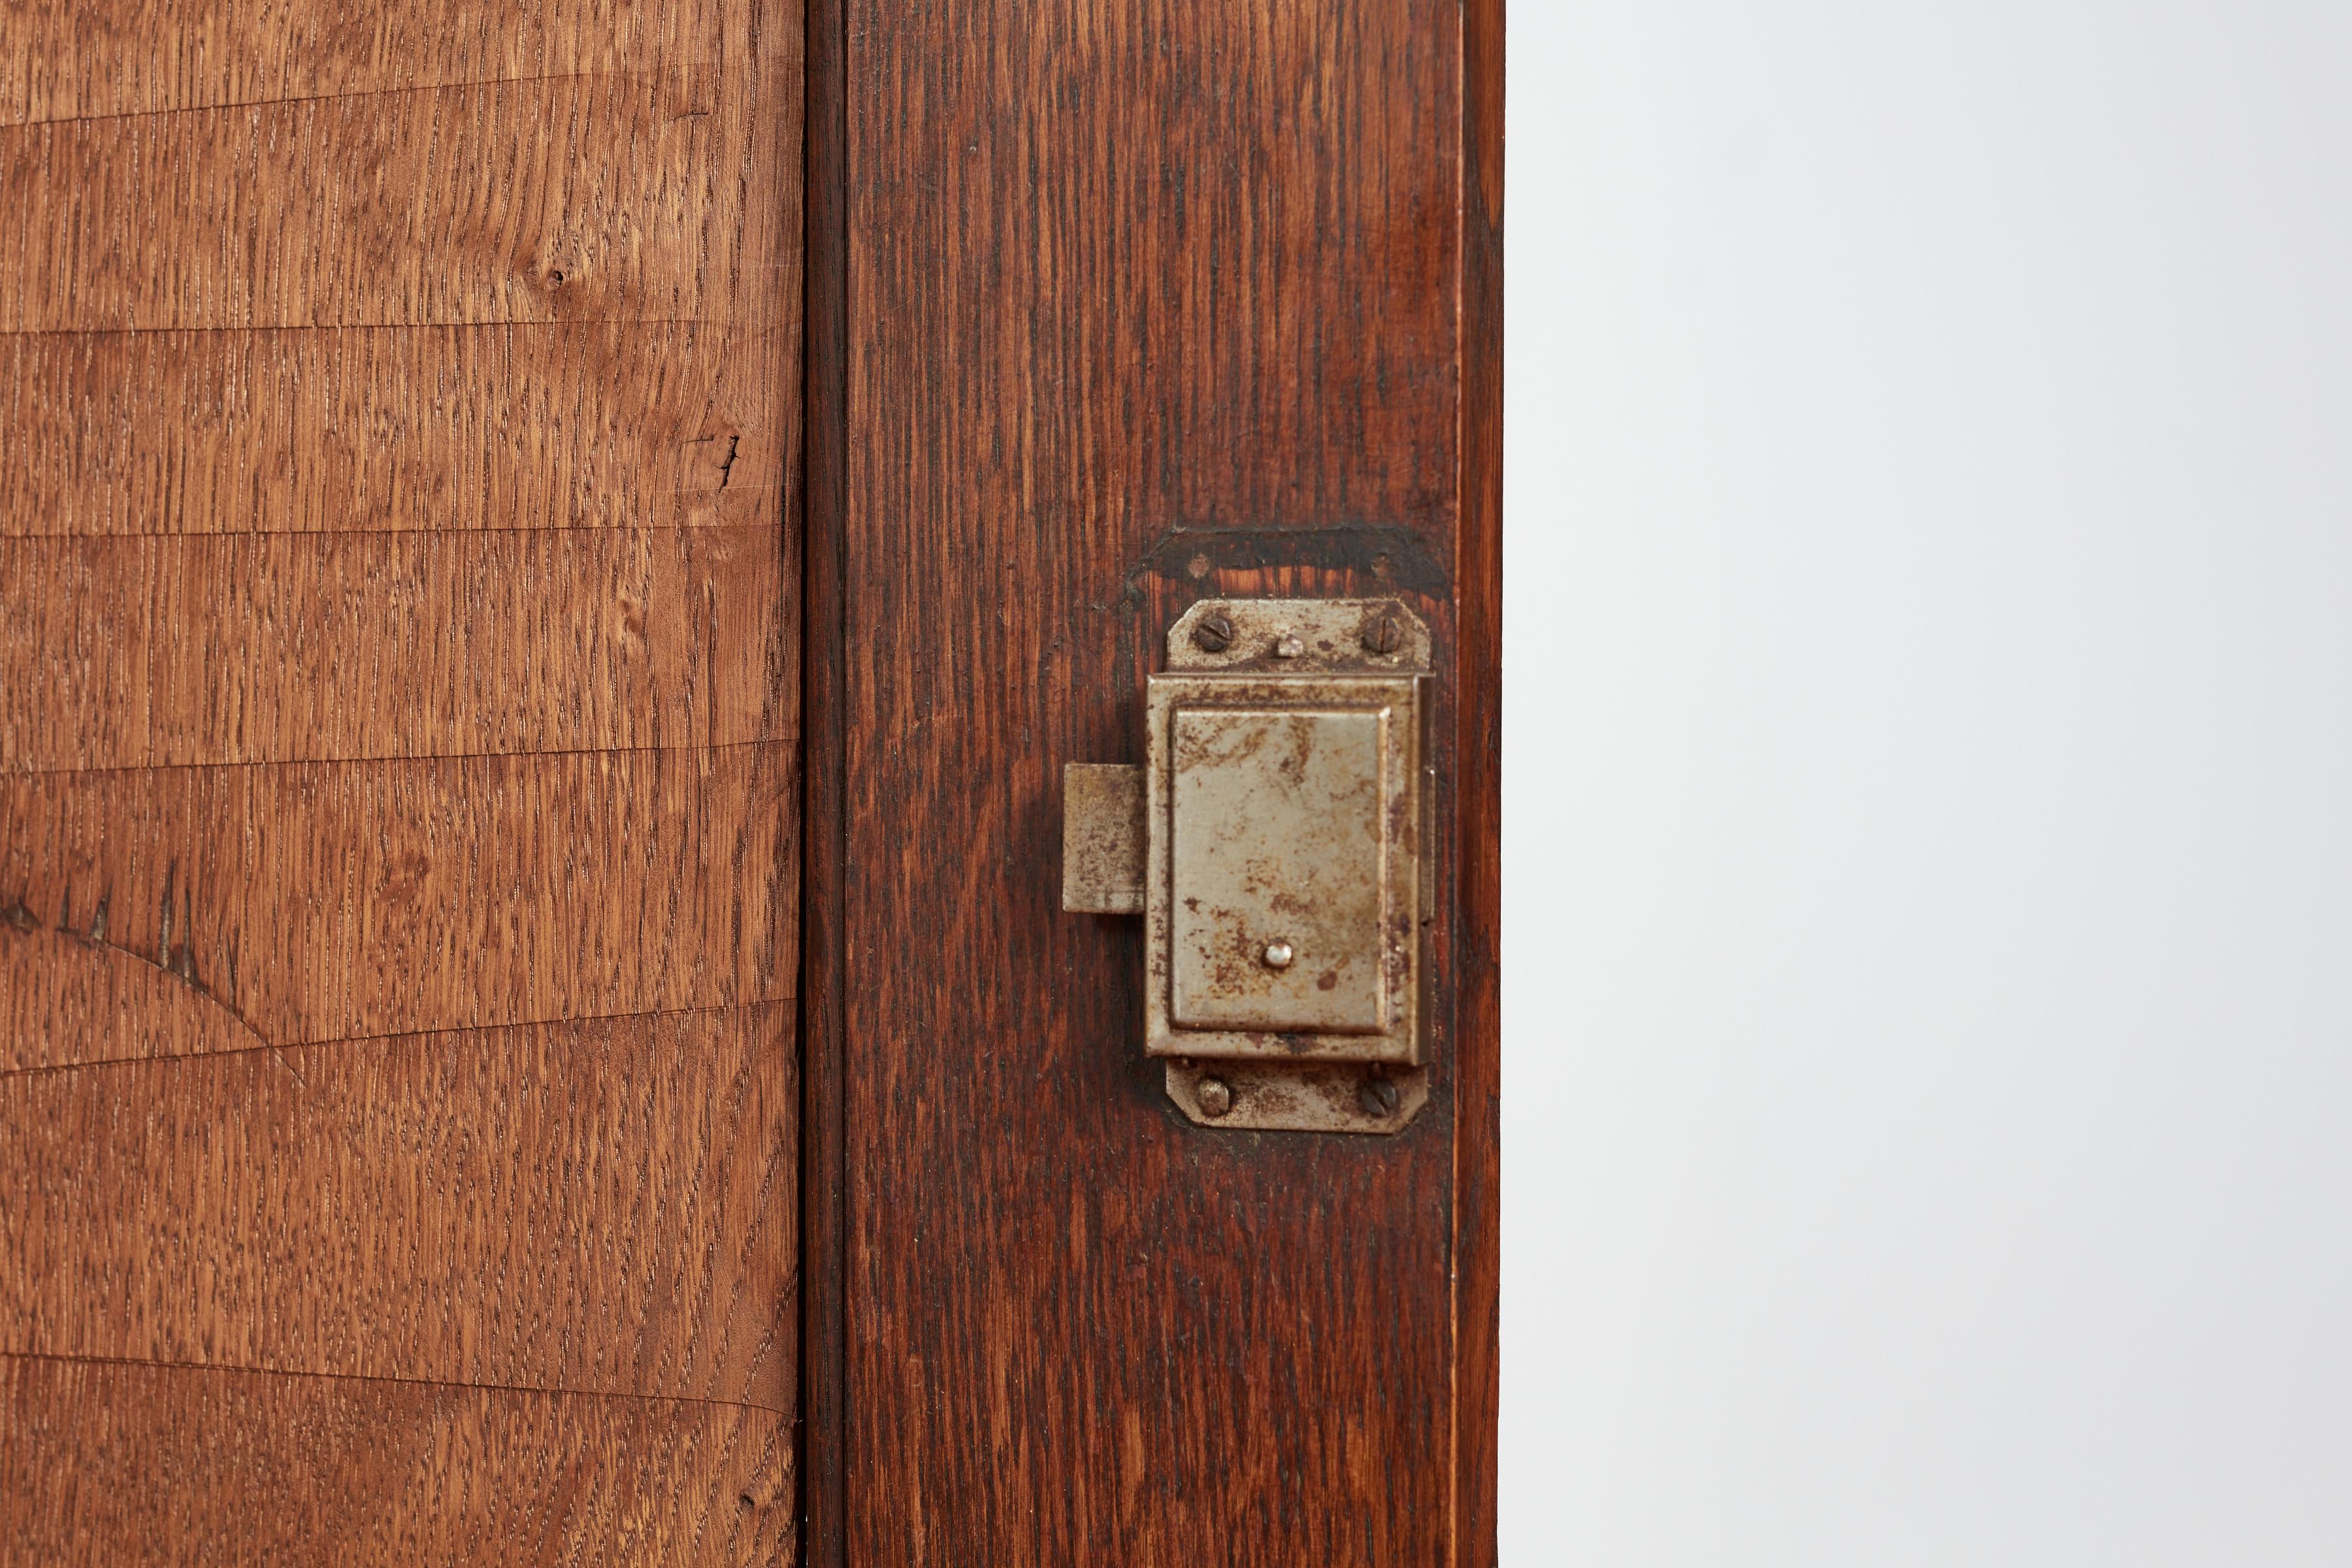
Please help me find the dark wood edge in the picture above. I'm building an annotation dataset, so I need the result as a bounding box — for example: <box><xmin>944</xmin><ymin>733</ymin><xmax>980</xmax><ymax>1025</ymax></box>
<box><xmin>1454</xmin><ymin>0</ymin><xmax>1505</xmax><ymax>1562</ymax></box>
<box><xmin>796</xmin><ymin>0</ymin><xmax>849</xmax><ymax>1556</ymax></box>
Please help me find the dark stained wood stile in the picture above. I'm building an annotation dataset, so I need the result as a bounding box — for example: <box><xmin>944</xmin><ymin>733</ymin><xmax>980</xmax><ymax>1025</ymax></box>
<box><xmin>800</xmin><ymin>0</ymin><xmax>1502</xmax><ymax>1561</ymax></box>
<box><xmin>0</xmin><ymin>1</ymin><xmax>806</xmax><ymax>1560</ymax></box>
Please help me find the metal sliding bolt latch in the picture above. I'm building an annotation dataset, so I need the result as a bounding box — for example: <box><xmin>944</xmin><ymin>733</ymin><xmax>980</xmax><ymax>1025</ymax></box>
<box><xmin>1062</xmin><ymin>598</ymin><xmax>1433</xmax><ymax>1134</ymax></box>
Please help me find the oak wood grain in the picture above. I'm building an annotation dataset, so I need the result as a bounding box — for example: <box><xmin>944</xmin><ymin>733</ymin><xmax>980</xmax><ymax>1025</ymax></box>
<box><xmin>0</xmin><ymin>1356</ymin><xmax>796</xmax><ymax>1565</ymax></box>
<box><xmin>3</xmin><ymin>1006</ymin><xmax>793</xmax><ymax>1407</ymax></box>
<box><xmin>0</xmin><ymin>0</ymin><xmax>727</xmax><ymax>125</ymax></box>
<box><xmin>0</xmin><ymin>67</ymin><xmax>788</xmax><ymax>333</ymax></box>
<box><xmin>1</xmin><ymin>0</ymin><xmax>802</xmax><ymax>1553</ymax></box>
<box><xmin>0</xmin><ymin>743</ymin><xmax>794</xmax><ymax>1071</ymax></box>
<box><xmin>1</xmin><ymin>524</ymin><xmax>791</xmax><ymax>770</ymax></box>
<box><xmin>0</xmin><ymin>322</ymin><xmax>787</xmax><ymax>538</ymax></box>
<box><xmin>821</xmin><ymin>0</ymin><xmax>1480</xmax><ymax>1561</ymax></box>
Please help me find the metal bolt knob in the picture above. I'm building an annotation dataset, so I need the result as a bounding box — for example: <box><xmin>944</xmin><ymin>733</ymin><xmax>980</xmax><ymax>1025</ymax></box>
<box><xmin>1261</xmin><ymin>939</ymin><xmax>1295</xmax><ymax>970</ymax></box>
<box><xmin>1198</xmin><ymin>1077</ymin><xmax>1234</xmax><ymax>1117</ymax></box>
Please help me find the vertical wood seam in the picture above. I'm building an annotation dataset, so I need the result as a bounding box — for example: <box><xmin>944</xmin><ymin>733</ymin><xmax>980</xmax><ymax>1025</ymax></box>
<box><xmin>796</xmin><ymin>0</ymin><xmax>849</xmax><ymax>1556</ymax></box>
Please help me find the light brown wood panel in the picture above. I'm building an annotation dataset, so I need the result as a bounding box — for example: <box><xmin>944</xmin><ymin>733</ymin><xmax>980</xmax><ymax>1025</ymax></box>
<box><xmin>2</xmin><ymin>525</ymin><xmax>790</xmax><ymax>770</ymax></box>
<box><xmin>0</xmin><ymin>743</ymin><xmax>794</xmax><ymax>1072</ymax></box>
<box><xmin>0</xmin><ymin>65</ymin><xmax>790</xmax><ymax>333</ymax></box>
<box><xmin>0</xmin><ymin>322</ymin><xmax>787</xmax><ymax>538</ymax></box>
<box><xmin>3</xmin><ymin>0</ymin><xmax>802</xmax><ymax>1551</ymax></box>
<box><xmin>3</xmin><ymin>1006</ymin><xmax>792</xmax><ymax>1406</ymax></box>
<box><xmin>0</xmin><ymin>1356</ymin><xmax>795</xmax><ymax>1564</ymax></box>
<box><xmin>1</xmin><ymin>0</ymin><xmax>728</xmax><ymax>126</ymax></box>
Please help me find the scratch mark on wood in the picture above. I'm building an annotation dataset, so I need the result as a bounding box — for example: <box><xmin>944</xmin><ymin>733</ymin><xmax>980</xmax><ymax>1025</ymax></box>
<box><xmin>0</xmin><ymin>870</ymin><xmax>277</xmax><ymax>1062</ymax></box>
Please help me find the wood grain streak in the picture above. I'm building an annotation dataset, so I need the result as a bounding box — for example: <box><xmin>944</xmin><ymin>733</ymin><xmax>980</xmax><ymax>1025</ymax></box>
<box><xmin>0</xmin><ymin>323</ymin><xmax>787</xmax><ymax>538</ymax></box>
<box><xmin>0</xmin><ymin>1357</ymin><xmax>795</xmax><ymax>1565</ymax></box>
<box><xmin>0</xmin><ymin>0</ymin><xmax>728</xmax><ymax>126</ymax></box>
<box><xmin>0</xmin><ymin>745</ymin><xmax>796</xmax><ymax>1070</ymax></box>
<box><xmin>2</xmin><ymin>1006</ymin><xmax>794</xmax><ymax>1407</ymax></box>
<box><xmin>1</xmin><ymin>525</ymin><xmax>791</xmax><ymax>770</ymax></box>
<box><xmin>828</xmin><ymin>0</ymin><xmax>1474</xmax><ymax>1560</ymax></box>
<box><xmin>0</xmin><ymin>59</ymin><xmax>792</xmax><ymax>333</ymax></box>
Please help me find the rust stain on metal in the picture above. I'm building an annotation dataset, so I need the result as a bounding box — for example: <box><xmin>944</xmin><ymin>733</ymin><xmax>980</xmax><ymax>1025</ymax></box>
<box><xmin>1164</xmin><ymin>1057</ymin><xmax>1430</xmax><ymax>1135</ymax></box>
<box><xmin>1145</xmin><ymin>666</ymin><xmax>1426</xmax><ymax>1073</ymax></box>
<box><xmin>1161</xmin><ymin>596</ymin><xmax>1432</xmax><ymax>675</ymax></box>
<box><xmin>1166</xmin><ymin>704</ymin><xmax>1390</xmax><ymax>1036</ymax></box>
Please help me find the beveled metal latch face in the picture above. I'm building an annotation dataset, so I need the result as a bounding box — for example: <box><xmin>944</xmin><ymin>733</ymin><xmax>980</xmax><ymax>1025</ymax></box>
<box><xmin>1062</xmin><ymin>598</ymin><xmax>1431</xmax><ymax>1134</ymax></box>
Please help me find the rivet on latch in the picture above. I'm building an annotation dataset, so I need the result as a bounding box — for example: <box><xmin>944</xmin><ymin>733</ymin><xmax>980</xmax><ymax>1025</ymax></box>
<box><xmin>1198</xmin><ymin>1077</ymin><xmax>1234</xmax><ymax>1117</ymax></box>
<box><xmin>1191</xmin><ymin>613</ymin><xmax>1236</xmax><ymax>653</ymax></box>
<box><xmin>1261</xmin><ymin>940</ymin><xmax>1295</xmax><ymax>970</ymax></box>
<box><xmin>1360</xmin><ymin>1077</ymin><xmax>1401</xmax><ymax>1118</ymax></box>
<box><xmin>1273</xmin><ymin>633</ymin><xmax>1305</xmax><ymax>659</ymax></box>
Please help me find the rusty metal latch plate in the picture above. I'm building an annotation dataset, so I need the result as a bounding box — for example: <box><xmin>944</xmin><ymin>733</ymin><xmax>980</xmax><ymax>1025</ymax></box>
<box><xmin>1149</xmin><ymin>679</ymin><xmax>1420</xmax><ymax>1054</ymax></box>
<box><xmin>1061</xmin><ymin>598</ymin><xmax>1432</xmax><ymax>1135</ymax></box>
<box><xmin>1168</xmin><ymin>704</ymin><xmax>1392</xmax><ymax>1033</ymax></box>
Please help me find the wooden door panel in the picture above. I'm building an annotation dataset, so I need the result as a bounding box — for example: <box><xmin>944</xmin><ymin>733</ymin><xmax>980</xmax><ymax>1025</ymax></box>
<box><xmin>8</xmin><ymin>0</ymin><xmax>1497</xmax><ymax>1552</ymax></box>
<box><xmin>3</xmin><ymin>1358</ymin><xmax>794</xmax><ymax>1565</ymax></box>
<box><xmin>0</xmin><ymin>323</ymin><xmax>787</xmax><ymax>540</ymax></box>
<box><xmin>1</xmin><ymin>0</ymin><xmax>804</xmax><ymax>1556</ymax></box>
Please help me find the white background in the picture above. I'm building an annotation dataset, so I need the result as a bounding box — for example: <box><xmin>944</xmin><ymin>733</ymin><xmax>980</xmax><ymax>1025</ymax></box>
<box><xmin>1502</xmin><ymin>3</ymin><xmax>2352</xmax><ymax>1561</ymax></box>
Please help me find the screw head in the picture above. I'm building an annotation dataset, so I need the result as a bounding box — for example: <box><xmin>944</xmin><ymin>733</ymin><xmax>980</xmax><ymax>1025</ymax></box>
<box><xmin>1360</xmin><ymin>1077</ymin><xmax>1402</xmax><ymax>1118</ymax></box>
<box><xmin>1192</xmin><ymin>612</ymin><xmax>1235</xmax><ymax>653</ymax></box>
<box><xmin>1361</xmin><ymin>613</ymin><xmax>1404</xmax><ymax>655</ymax></box>
<box><xmin>1198</xmin><ymin>1077</ymin><xmax>1234</xmax><ymax>1117</ymax></box>
<box><xmin>1261</xmin><ymin>939</ymin><xmax>1296</xmax><ymax>970</ymax></box>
